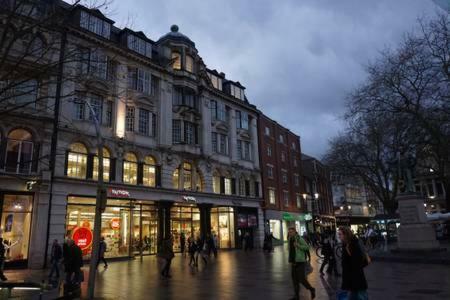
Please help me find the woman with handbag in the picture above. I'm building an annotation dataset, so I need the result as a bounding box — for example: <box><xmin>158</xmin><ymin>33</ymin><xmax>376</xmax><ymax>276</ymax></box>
<box><xmin>338</xmin><ymin>226</ymin><xmax>369</xmax><ymax>300</ymax></box>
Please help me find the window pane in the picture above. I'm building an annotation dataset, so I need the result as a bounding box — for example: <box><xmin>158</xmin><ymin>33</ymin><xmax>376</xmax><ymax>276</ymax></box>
<box><xmin>93</xmin><ymin>156</ymin><xmax>110</xmax><ymax>182</ymax></box>
<box><xmin>172</xmin><ymin>52</ymin><xmax>181</xmax><ymax>70</ymax></box>
<box><xmin>185</xmin><ymin>55</ymin><xmax>194</xmax><ymax>72</ymax></box>
<box><xmin>143</xmin><ymin>165</ymin><xmax>156</xmax><ymax>187</ymax></box>
<box><xmin>123</xmin><ymin>161</ymin><xmax>137</xmax><ymax>184</ymax></box>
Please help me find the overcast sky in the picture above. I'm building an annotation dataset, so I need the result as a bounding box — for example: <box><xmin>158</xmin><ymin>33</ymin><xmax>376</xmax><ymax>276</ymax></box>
<box><xmin>96</xmin><ymin>0</ymin><xmax>442</xmax><ymax>158</ymax></box>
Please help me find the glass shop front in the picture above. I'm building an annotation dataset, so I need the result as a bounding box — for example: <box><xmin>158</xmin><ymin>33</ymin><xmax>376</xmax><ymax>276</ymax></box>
<box><xmin>66</xmin><ymin>196</ymin><xmax>158</xmax><ymax>258</ymax></box>
<box><xmin>170</xmin><ymin>205</ymin><xmax>200</xmax><ymax>252</ymax></box>
<box><xmin>0</xmin><ymin>192</ymin><xmax>33</xmax><ymax>268</ymax></box>
<box><xmin>211</xmin><ymin>207</ymin><xmax>235</xmax><ymax>249</ymax></box>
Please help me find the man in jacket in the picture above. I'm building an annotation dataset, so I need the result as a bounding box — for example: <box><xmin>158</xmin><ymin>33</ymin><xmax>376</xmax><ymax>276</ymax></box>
<box><xmin>49</xmin><ymin>239</ymin><xmax>63</xmax><ymax>278</ymax></box>
<box><xmin>288</xmin><ymin>227</ymin><xmax>315</xmax><ymax>300</ymax></box>
<box><xmin>97</xmin><ymin>236</ymin><xmax>108</xmax><ymax>269</ymax></box>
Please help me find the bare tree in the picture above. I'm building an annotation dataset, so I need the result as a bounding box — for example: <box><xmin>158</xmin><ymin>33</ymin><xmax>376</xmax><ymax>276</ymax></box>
<box><xmin>346</xmin><ymin>13</ymin><xmax>450</xmax><ymax>211</ymax></box>
<box><xmin>324</xmin><ymin>113</ymin><xmax>411</xmax><ymax>214</ymax></box>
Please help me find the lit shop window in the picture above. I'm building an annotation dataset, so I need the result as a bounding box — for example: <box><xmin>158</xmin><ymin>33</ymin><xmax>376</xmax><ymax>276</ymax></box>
<box><xmin>123</xmin><ymin>152</ymin><xmax>138</xmax><ymax>185</ymax></box>
<box><xmin>67</xmin><ymin>143</ymin><xmax>88</xmax><ymax>179</ymax></box>
<box><xmin>93</xmin><ymin>147</ymin><xmax>110</xmax><ymax>182</ymax></box>
<box><xmin>143</xmin><ymin>156</ymin><xmax>156</xmax><ymax>187</ymax></box>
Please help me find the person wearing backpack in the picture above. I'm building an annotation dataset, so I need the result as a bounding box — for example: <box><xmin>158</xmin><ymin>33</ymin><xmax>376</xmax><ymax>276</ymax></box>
<box><xmin>288</xmin><ymin>227</ymin><xmax>316</xmax><ymax>300</ymax></box>
<box><xmin>338</xmin><ymin>226</ymin><xmax>370</xmax><ymax>300</ymax></box>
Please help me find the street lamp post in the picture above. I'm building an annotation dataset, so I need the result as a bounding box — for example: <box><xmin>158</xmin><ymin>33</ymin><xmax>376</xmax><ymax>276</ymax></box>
<box><xmin>82</xmin><ymin>101</ymin><xmax>106</xmax><ymax>299</ymax></box>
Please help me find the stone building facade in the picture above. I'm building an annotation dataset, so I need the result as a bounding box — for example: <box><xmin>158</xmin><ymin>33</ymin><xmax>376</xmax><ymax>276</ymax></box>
<box><xmin>0</xmin><ymin>1</ymin><xmax>262</xmax><ymax>269</ymax></box>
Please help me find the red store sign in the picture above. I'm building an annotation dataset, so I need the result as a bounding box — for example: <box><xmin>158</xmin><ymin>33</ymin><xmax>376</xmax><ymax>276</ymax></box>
<box><xmin>72</xmin><ymin>227</ymin><xmax>93</xmax><ymax>254</ymax></box>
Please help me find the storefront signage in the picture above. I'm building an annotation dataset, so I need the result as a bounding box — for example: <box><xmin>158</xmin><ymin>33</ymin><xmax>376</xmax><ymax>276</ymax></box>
<box><xmin>72</xmin><ymin>227</ymin><xmax>93</xmax><ymax>254</ymax></box>
<box><xmin>110</xmin><ymin>218</ymin><xmax>120</xmax><ymax>230</ymax></box>
<box><xmin>109</xmin><ymin>188</ymin><xmax>131</xmax><ymax>198</ymax></box>
<box><xmin>182</xmin><ymin>196</ymin><xmax>196</xmax><ymax>203</ymax></box>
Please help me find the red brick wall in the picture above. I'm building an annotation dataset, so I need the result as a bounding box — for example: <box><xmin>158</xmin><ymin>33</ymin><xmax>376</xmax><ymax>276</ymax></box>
<box><xmin>258</xmin><ymin>114</ymin><xmax>304</xmax><ymax>213</ymax></box>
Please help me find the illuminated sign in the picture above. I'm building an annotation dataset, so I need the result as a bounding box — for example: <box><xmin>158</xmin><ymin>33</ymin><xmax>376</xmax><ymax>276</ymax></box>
<box><xmin>72</xmin><ymin>227</ymin><xmax>93</xmax><ymax>254</ymax></box>
<box><xmin>110</xmin><ymin>218</ymin><xmax>120</xmax><ymax>230</ymax></box>
<box><xmin>109</xmin><ymin>188</ymin><xmax>131</xmax><ymax>198</ymax></box>
<box><xmin>182</xmin><ymin>196</ymin><xmax>196</xmax><ymax>203</ymax></box>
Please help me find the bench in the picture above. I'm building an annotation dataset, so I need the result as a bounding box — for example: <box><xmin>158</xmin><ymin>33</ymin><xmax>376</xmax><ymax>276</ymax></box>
<box><xmin>0</xmin><ymin>281</ymin><xmax>43</xmax><ymax>298</ymax></box>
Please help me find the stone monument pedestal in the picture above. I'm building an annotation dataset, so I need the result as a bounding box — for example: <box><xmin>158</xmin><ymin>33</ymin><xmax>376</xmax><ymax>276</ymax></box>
<box><xmin>397</xmin><ymin>193</ymin><xmax>439</xmax><ymax>250</ymax></box>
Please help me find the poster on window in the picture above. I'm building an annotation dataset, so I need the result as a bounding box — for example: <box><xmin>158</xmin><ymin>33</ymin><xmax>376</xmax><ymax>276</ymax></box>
<box><xmin>4</xmin><ymin>214</ymin><xmax>13</xmax><ymax>232</ymax></box>
<box><xmin>248</xmin><ymin>215</ymin><xmax>257</xmax><ymax>227</ymax></box>
<box><xmin>237</xmin><ymin>214</ymin><xmax>248</xmax><ymax>228</ymax></box>
<box><xmin>72</xmin><ymin>227</ymin><xmax>93</xmax><ymax>255</ymax></box>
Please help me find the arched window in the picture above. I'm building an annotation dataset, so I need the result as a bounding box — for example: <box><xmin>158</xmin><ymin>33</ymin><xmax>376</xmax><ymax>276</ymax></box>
<box><xmin>172</xmin><ymin>162</ymin><xmax>202</xmax><ymax>191</ymax></box>
<box><xmin>183</xmin><ymin>162</ymin><xmax>192</xmax><ymax>190</ymax></box>
<box><xmin>123</xmin><ymin>152</ymin><xmax>138</xmax><ymax>185</ymax></box>
<box><xmin>5</xmin><ymin>129</ymin><xmax>33</xmax><ymax>174</ymax></box>
<box><xmin>185</xmin><ymin>55</ymin><xmax>194</xmax><ymax>73</ymax></box>
<box><xmin>143</xmin><ymin>155</ymin><xmax>156</xmax><ymax>187</ymax></box>
<box><xmin>171</xmin><ymin>52</ymin><xmax>181</xmax><ymax>70</ymax></box>
<box><xmin>212</xmin><ymin>172</ymin><xmax>220</xmax><ymax>194</ymax></box>
<box><xmin>67</xmin><ymin>142</ymin><xmax>88</xmax><ymax>178</ymax></box>
<box><xmin>93</xmin><ymin>147</ymin><xmax>110</xmax><ymax>182</ymax></box>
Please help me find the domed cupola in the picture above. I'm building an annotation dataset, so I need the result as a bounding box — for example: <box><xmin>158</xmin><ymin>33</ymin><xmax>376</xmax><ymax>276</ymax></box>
<box><xmin>158</xmin><ymin>25</ymin><xmax>195</xmax><ymax>48</ymax></box>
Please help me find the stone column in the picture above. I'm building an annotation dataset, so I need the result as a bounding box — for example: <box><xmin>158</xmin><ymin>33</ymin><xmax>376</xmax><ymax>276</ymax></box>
<box><xmin>230</xmin><ymin>109</ymin><xmax>237</xmax><ymax>162</ymax></box>
<box><xmin>157</xmin><ymin>201</ymin><xmax>173</xmax><ymax>250</ymax></box>
<box><xmin>250</xmin><ymin>117</ymin><xmax>259</xmax><ymax>168</ymax></box>
<box><xmin>198</xmin><ymin>203</ymin><xmax>212</xmax><ymax>238</ymax></box>
<box><xmin>201</xmin><ymin>96</ymin><xmax>212</xmax><ymax>156</ymax></box>
<box><xmin>159</xmin><ymin>80</ymin><xmax>173</xmax><ymax>146</ymax></box>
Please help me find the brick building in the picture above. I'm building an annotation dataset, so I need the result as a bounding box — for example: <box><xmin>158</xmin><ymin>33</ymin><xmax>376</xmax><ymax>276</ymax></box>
<box><xmin>258</xmin><ymin>114</ymin><xmax>309</xmax><ymax>241</ymax></box>
<box><xmin>302</xmin><ymin>154</ymin><xmax>335</xmax><ymax>233</ymax></box>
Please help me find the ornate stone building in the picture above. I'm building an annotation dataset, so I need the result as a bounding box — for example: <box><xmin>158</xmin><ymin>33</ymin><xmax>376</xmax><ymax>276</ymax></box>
<box><xmin>0</xmin><ymin>1</ymin><xmax>262</xmax><ymax>268</ymax></box>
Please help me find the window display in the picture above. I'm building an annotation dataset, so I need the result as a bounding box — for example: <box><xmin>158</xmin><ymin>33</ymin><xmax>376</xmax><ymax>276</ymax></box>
<box><xmin>211</xmin><ymin>207</ymin><xmax>235</xmax><ymax>249</ymax></box>
<box><xmin>66</xmin><ymin>196</ymin><xmax>157</xmax><ymax>258</ymax></box>
<box><xmin>0</xmin><ymin>194</ymin><xmax>32</xmax><ymax>264</ymax></box>
<box><xmin>170</xmin><ymin>205</ymin><xmax>200</xmax><ymax>252</ymax></box>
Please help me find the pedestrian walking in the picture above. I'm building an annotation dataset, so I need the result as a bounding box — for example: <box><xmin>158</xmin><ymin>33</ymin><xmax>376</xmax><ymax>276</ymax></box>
<box><xmin>97</xmin><ymin>236</ymin><xmax>108</xmax><ymax>269</ymax></box>
<box><xmin>319</xmin><ymin>236</ymin><xmax>334</xmax><ymax>275</ymax></box>
<box><xmin>63</xmin><ymin>238</ymin><xmax>83</xmax><ymax>297</ymax></box>
<box><xmin>158</xmin><ymin>235</ymin><xmax>174</xmax><ymax>278</ymax></box>
<box><xmin>0</xmin><ymin>238</ymin><xmax>7</xmax><ymax>281</ymax></box>
<box><xmin>180</xmin><ymin>233</ymin><xmax>186</xmax><ymax>257</ymax></box>
<box><xmin>244</xmin><ymin>232</ymin><xmax>252</xmax><ymax>251</ymax></box>
<box><xmin>212</xmin><ymin>233</ymin><xmax>218</xmax><ymax>257</ymax></box>
<box><xmin>49</xmin><ymin>239</ymin><xmax>63</xmax><ymax>278</ymax></box>
<box><xmin>338</xmin><ymin>226</ymin><xmax>369</xmax><ymax>300</ymax></box>
<box><xmin>196</xmin><ymin>236</ymin><xmax>208</xmax><ymax>266</ymax></box>
<box><xmin>288</xmin><ymin>227</ymin><xmax>315</xmax><ymax>300</ymax></box>
<box><xmin>188</xmin><ymin>236</ymin><xmax>197</xmax><ymax>266</ymax></box>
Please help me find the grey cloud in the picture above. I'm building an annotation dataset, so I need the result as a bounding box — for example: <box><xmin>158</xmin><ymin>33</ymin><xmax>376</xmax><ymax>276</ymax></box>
<box><xmin>108</xmin><ymin>0</ymin><xmax>440</xmax><ymax>158</ymax></box>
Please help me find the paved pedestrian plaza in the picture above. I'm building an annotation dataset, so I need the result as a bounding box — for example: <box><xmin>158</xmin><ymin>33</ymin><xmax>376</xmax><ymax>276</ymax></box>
<box><xmin>5</xmin><ymin>246</ymin><xmax>450</xmax><ymax>299</ymax></box>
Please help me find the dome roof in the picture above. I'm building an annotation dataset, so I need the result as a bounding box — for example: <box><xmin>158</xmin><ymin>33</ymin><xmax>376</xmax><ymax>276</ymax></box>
<box><xmin>158</xmin><ymin>25</ymin><xmax>195</xmax><ymax>47</ymax></box>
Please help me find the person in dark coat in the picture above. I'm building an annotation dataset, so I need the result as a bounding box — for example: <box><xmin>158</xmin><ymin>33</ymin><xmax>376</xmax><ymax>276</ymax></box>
<box><xmin>338</xmin><ymin>226</ymin><xmax>369</xmax><ymax>300</ymax></box>
<box><xmin>64</xmin><ymin>239</ymin><xmax>83</xmax><ymax>285</ymax></box>
<box><xmin>49</xmin><ymin>239</ymin><xmax>63</xmax><ymax>278</ymax></box>
<box><xmin>158</xmin><ymin>235</ymin><xmax>174</xmax><ymax>278</ymax></box>
<box><xmin>180</xmin><ymin>233</ymin><xmax>186</xmax><ymax>257</ymax></box>
<box><xmin>97</xmin><ymin>236</ymin><xmax>108</xmax><ymax>269</ymax></box>
<box><xmin>188</xmin><ymin>235</ymin><xmax>197</xmax><ymax>266</ymax></box>
<box><xmin>0</xmin><ymin>238</ymin><xmax>7</xmax><ymax>281</ymax></box>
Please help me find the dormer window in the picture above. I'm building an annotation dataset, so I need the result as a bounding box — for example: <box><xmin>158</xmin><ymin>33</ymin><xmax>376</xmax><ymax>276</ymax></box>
<box><xmin>207</xmin><ymin>73</ymin><xmax>222</xmax><ymax>91</ymax></box>
<box><xmin>127</xmin><ymin>35</ymin><xmax>152</xmax><ymax>58</ymax></box>
<box><xmin>171</xmin><ymin>52</ymin><xmax>181</xmax><ymax>70</ymax></box>
<box><xmin>80</xmin><ymin>10</ymin><xmax>111</xmax><ymax>39</ymax></box>
<box><xmin>230</xmin><ymin>85</ymin><xmax>244</xmax><ymax>100</ymax></box>
<box><xmin>185</xmin><ymin>55</ymin><xmax>194</xmax><ymax>73</ymax></box>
